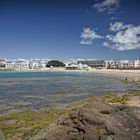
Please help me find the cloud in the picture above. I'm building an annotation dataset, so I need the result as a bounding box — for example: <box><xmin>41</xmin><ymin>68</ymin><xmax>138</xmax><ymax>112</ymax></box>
<box><xmin>93</xmin><ymin>0</ymin><xmax>120</xmax><ymax>14</ymax></box>
<box><xmin>103</xmin><ymin>22</ymin><xmax>140</xmax><ymax>51</ymax></box>
<box><xmin>80</xmin><ymin>27</ymin><xmax>103</xmax><ymax>45</ymax></box>
<box><xmin>109</xmin><ymin>22</ymin><xmax>130</xmax><ymax>31</ymax></box>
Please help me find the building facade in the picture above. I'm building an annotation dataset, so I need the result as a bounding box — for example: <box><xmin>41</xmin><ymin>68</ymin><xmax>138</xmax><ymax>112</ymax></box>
<box><xmin>135</xmin><ymin>59</ymin><xmax>140</xmax><ymax>68</ymax></box>
<box><xmin>77</xmin><ymin>60</ymin><xmax>105</xmax><ymax>68</ymax></box>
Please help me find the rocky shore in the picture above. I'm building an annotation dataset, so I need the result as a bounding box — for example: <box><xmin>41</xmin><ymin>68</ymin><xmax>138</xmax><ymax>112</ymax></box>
<box><xmin>32</xmin><ymin>102</ymin><xmax>140</xmax><ymax>140</ymax></box>
<box><xmin>29</xmin><ymin>93</ymin><xmax>140</xmax><ymax>140</ymax></box>
<box><xmin>0</xmin><ymin>93</ymin><xmax>140</xmax><ymax>140</ymax></box>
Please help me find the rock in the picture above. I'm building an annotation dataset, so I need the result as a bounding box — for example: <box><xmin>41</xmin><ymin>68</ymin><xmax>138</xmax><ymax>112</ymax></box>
<box><xmin>0</xmin><ymin>130</ymin><xmax>5</xmax><ymax>140</ymax></box>
<box><xmin>40</xmin><ymin>102</ymin><xmax>140</xmax><ymax>140</ymax></box>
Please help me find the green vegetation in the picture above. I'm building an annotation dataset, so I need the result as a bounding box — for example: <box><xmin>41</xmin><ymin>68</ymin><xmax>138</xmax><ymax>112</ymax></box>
<box><xmin>46</xmin><ymin>60</ymin><xmax>65</xmax><ymax>67</ymax></box>
<box><xmin>0</xmin><ymin>64</ymin><xmax>5</xmax><ymax>68</ymax></box>
<box><xmin>70</xmin><ymin>92</ymin><xmax>140</xmax><ymax>110</ymax></box>
<box><xmin>0</xmin><ymin>108</ymin><xmax>75</xmax><ymax>139</ymax></box>
<box><xmin>103</xmin><ymin>94</ymin><xmax>130</xmax><ymax>104</ymax></box>
<box><xmin>86</xmin><ymin>92</ymin><xmax>140</xmax><ymax>105</ymax></box>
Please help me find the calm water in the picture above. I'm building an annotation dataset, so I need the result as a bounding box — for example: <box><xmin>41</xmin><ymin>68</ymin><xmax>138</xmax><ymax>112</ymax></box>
<box><xmin>0</xmin><ymin>71</ymin><xmax>140</xmax><ymax>114</ymax></box>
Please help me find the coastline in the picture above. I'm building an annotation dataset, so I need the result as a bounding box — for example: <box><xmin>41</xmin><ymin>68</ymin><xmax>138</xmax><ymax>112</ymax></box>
<box><xmin>0</xmin><ymin>92</ymin><xmax>140</xmax><ymax>140</ymax></box>
<box><xmin>1</xmin><ymin>69</ymin><xmax>140</xmax><ymax>117</ymax></box>
<box><xmin>0</xmin><ymin>67</ymin><xmax>140</xmax><ymax>140</ymax></box>
<box><xmin>1</xmin><ymin>67</ymin><xmax>140</xmax><ymax>73</ymax></box>
<box><xmin>1</xmin><ymin>67</ymin><xmax>140</xmax><ymax>78</ymax></box>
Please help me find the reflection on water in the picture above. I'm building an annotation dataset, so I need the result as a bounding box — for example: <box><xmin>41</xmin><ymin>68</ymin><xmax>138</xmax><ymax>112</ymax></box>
<box><xmin>0</xmin><ymin>71</ymin><xmax>140</xmax><ymax>114</ymax></box>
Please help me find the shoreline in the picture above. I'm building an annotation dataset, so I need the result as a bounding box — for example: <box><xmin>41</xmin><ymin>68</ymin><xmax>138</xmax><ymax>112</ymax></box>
<box><xmin>0</xmin><ymin>91</ymin><xmax>140</xmax><ymax>117</ymax></box>
<box><xmin>1</xmin><ymin>68</ymin><xmax>140</xmax><ymax>78</ymax></box>
<box><xmin>88</xmin><ymin>68</ymin><xmax>140</xmax><ymax>78</ymax></box>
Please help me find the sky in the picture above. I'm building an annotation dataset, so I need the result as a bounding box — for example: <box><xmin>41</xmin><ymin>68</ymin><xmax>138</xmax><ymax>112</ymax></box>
<box><xmin>0</xmin><ymin>0</ymin><xmax>140</xmax><ymax>60</ymax></box>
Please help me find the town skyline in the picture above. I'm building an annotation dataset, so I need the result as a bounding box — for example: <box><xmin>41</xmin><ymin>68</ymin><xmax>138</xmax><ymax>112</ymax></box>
<box><xmin>1</xmin><ymin>57</ymin><xmax>140</xmax><ymax>70</ymax></box>
<box><xmin>1</xmin><ymin>57</ymin><xmax>140</xmax><ymax>61</ymax></box>
<box><xmin>0</xmin><ymin>0</ymin><xmax>140</xmax><ymax>59</ymax></box>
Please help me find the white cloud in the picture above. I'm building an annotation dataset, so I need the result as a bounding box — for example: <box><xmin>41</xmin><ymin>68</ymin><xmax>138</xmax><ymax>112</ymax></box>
<box><xmin>93</xmin><ymin>0</ymin><xmax>120</xmax><ymax>14</ymax></box>
<box><xmin>103</xmin><ymin>22</ymin><xmax>140</xmax><ymax>51</ymax></box>
<box><xmin>80</xmin><ymin>27</ymin><xmax>103</xmax><ymax>45</ymax></box>
<box><xmin>110</xmin><ymin>22</ymin><xmax>130</xmax><ymax>31</ymax></box>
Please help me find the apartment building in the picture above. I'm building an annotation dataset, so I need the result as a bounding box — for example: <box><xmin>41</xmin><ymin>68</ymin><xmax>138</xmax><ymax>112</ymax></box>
<box><xmin>5</xmin><ymin>61</ymin><xmax>15</xmax><ymax>70</ymax></box>
<box><xmin>105</xmin><ymin>60</ymin><xmax>121</xmax><ymax>69</ymax></box>
<box><xmin>128</xmin><ymin>60</ymin><xmax>135</xmax><ymax>68</ymax></box>
<box><xmin>77</xmin><ymin>60</ymin><xmax>105</xmax><ymax>68</ymax></box>
<box><xmin>14</xmin><ymin>60</ymin><xmax>29</xmax><ymax>70</ymax></box>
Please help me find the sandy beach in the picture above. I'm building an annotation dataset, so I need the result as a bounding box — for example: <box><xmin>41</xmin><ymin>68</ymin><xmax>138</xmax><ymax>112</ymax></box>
<box><xmin>88</xmin><ymin>69</ymin><xmax>140</xmax><ymax>78</ymax></box>
<box><xmin>21</xmin><ymin>67</ymin><xmax>140</xmax><ymax>78</ymax></box>
<box><xmin>3</xmin><ymin>67</ymin><xmax>140</xmax><ymax>79</ymax></box>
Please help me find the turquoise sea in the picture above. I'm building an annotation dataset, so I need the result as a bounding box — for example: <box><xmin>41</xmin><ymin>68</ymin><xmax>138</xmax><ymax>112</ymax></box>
<box><xmin>0</xmin><ymin>71</ymin><xmax>140</xmax><ymax>114</ymax></box>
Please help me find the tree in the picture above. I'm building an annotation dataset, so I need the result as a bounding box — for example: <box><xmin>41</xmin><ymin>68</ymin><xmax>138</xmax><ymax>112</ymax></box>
<box><xmin>46</xmin><ymin>60</ymin><xmax>65</xmax><ymax>67</ymax></box>
<box><xmin>0</xmin><ymin>64</ymin><xmax>5</xmax><ymax>68</ymax></box>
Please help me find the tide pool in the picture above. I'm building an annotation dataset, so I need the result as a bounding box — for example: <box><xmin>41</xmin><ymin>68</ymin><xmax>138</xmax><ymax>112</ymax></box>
<box><xmin>0</xmin><ymin>71</ymin><xmax>139</xmax><ymax>114</ymax></box>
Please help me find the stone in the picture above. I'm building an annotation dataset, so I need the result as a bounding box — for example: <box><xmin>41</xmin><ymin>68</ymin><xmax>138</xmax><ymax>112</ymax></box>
<box><xmin>31</xmin><ymin>102</ymin><xmax>140</xmax><ymax>140</ymax></box>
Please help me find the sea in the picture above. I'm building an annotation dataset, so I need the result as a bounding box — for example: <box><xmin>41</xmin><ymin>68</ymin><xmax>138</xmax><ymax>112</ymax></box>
<box><xmin>0</xmin><ymin>71</ymin><xmax>140</xmax><ymax>114</ymax></box>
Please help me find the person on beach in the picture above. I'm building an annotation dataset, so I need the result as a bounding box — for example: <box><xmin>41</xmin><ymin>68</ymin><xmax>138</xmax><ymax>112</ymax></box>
<box><xmin>125</xmin><ymin>77</ymin><xmax>127</xmax><ymax>82</ymax></box>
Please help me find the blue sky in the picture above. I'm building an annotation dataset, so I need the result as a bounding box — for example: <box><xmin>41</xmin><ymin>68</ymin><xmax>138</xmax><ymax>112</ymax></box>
<box><xmin>0</xmin><ymin>0</ymin><xmax>140</xmax><ymax>60</ymax></box>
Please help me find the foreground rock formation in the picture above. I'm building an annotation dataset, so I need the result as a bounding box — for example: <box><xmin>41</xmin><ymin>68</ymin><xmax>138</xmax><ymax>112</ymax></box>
<box><xmin>40</xmin><ymin>102</ymin><xmax>140</xmax><ymax>140</ymax></box>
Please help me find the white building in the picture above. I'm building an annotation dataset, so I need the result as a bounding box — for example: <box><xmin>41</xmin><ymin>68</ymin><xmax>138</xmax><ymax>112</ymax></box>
<box><xmin>105</xmin><ymin>60</ymin><xmax>121</xmax><ymax>69</ymax></box>
<box><xmin>65</xmin><ymin>63</ymin><xmax>89</xmax><ymax>70</ymax></box>
<box><xmin>5</xmin><ymin>61</ymin><xmax>15</xmax><ymax>70</ymax></box>
<box><xmin>40</xmin><ymin>60</ymin><xmax>48</xmax><ymax>69</ymax></box>
<box><xmin>120</xmin><ymin>60</ymin><xmax>129</xmax><ymax>69</ymax></box>
<box><xmin>29</xmin><ymin>59</ymin><xmax>48</xmax><ymax>69</ymax></box>
<box><xmin>128</xmin><ymin>60</ymin><xmax>135</xmax><ymax>68</ymax></box>
<box><xmin>120</xmin><ymin>60</ymin><xmax>140</xmax><ymax>69</ymax></box>
<box><xmin>14</xmin><ymin>60</ymin><xmax>29</xmax><ymax>70</ymax></box>
<box><xmin>135</xmin><ymin>59</ymin><xmax>140</xmax><ymax>68</ymax></box>
<box><xmin>29</xmin><ymin>61</ymin><xmax>41</xmax><ymax>69</ymax></box>
<box><xmin>77</xmin><ymin>59</ymin><xmax>105</xmax><ymax>68</ymax></box>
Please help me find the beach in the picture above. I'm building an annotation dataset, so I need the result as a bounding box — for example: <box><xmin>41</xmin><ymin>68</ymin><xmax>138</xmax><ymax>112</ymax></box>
<box><xmin>87</xmin><ymin>68</ymin><xmax>140</xmax><ymax>78</ymax></box>
<box><xmin>3</xmin><ymin>67</ymin><xmax>140</xmax><ymax>77</ymax></box>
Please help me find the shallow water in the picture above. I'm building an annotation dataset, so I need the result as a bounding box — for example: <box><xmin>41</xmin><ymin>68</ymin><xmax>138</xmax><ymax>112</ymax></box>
<box><xmin>0</xmin><ymin>71</ymin><xmax>140</xmax><ymax>114</ymax></box>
